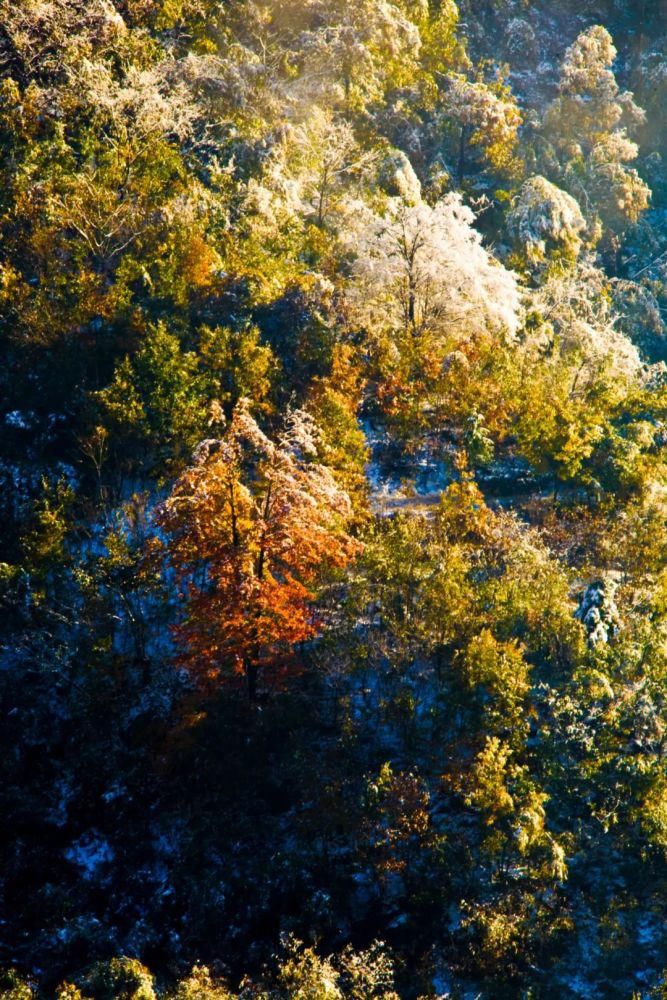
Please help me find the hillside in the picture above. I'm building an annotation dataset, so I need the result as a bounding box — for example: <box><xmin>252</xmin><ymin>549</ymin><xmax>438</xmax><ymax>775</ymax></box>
<box><xmin>1</xmin><ymin>2</ymin><xmax>667</xmax><ymax>997</ymax></box>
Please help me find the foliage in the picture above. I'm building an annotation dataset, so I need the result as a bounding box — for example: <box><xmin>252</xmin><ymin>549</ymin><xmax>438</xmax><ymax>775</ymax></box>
<box><xmin>2</xmin><ymin>1</ymin><xmax>667</xmax><ymax>998</ymax></box>
<box><xmin>157</xmin><ymin>403</ymin><xmax>360</xmax><ymax>698</ymax></box>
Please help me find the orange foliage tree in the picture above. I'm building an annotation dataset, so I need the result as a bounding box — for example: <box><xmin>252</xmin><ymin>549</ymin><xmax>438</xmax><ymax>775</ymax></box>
<box><xmin>157</xmin><ymin>401</ymin><xmax>361</xmax><ymax>700</ymax></box>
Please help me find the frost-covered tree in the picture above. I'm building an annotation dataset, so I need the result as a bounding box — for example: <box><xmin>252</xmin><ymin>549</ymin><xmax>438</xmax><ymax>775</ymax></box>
<box><xmin>546</xmin><ymin>26</ymin><xmax>644</xmax><ymax>146</ymax></box>
<box><xmin>274</xmin><ymin>108</ymin><xmax>378</xmax><ymax>228</ymax></box>
<box><xmin>526</xmin><ymin>259</ymin><xmax>642</xmax><ymax>382</ymax></box>
<box><xmin>0</xmin><ymin>0</ymin><xmax>127</xmax><ymax>87</ymax></box>
<box><xmin>544</xmin><ymin>26</ymin><xmax>650</xmax><ymax>238</ymax></box>
<box><xmin>441</xmin><ymin>73</ymin><xmax>522</xmax><ymax>181</ymax></box>
<box><xmin>508</xmin><ymin>175</ymin><xmax>587</xmax><ymax>263</ymax></box>
<box><xmin>583</xmin><ymin>131</ymin><xmax>651</xmax><ymax>229</ymax></box>
<box><xmin>636</xmin><ymin>38</ymin><xmax>667</xmax><ymax>197</ymax></box>
<box><xmin>612</xmin><ymin>279</ymin><xmax>666</xmax><ymax>359</ymax></box>
<box><xmin>575</xmin><ymin>574</ymin><xmax>621</xmax><ymax>646</ymax></box>
<box><xmin>503</xmin><ymin>17</ymin><xmax>538</xmax><ymax>65</ymax></box>
<box><xmin>376</xmin><ymin>148</ymin><xmax>422</xmax><ymax>205</ymax></box>
<box><xmin>0</xmin><ymin>0</ymin><xmax>198</xmax><ymax>143</ymax></box>
<box><xmin>277</xmin><ymin>0</ymin><xmax>423</xmax><ymax>112</ymax></box>
<box><xmin>345</xmin><ymin>190</ymin><xmax>521</xmax><ymax>340</ymax></box>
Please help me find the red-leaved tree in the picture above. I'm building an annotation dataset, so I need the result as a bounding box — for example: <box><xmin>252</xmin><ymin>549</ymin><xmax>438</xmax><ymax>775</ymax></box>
<box><xmin>157</xmin><ymin>401</ymin><xmax>360</xmax><ymax>700</ymax></box>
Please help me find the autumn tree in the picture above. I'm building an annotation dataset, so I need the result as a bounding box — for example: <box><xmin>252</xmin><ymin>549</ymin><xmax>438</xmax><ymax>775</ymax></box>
<box><xmin>157</xmin><ymin>402</ymin><xmax>360</xmax><ymax>700</ymax></box>
<box><xmin>305</xmin><ymin>344</ymin><xmax>370</xmax><ymax>515</ymax></box>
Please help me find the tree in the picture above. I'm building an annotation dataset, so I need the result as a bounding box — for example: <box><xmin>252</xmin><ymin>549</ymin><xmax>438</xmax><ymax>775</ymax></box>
<box><xmin>611</xmin><ymin>279</ymin><xmax>666</xmax><ymax>361</ymax></box>
<box><xmin>525</xmin><ymin>259</ymin><xmax>642</xmax><ymax>383</ymax></box>
<box><xmin>635</xmin><ymin>37</ymin><xmax>667</xmax><ymax>200</ymax></box>
<box><xmin>440</xmin><ymin>71</ymin><xmax>522</xmax><ymax>182</ymax></box>
<box><xmin>584</xmin><ymin>131</ymin><xmax>651</xmax><ymax>230</ymax></box>
<box><xmin>344</xmin><ymin>186</ymin><xmax>520</xmax><ymax>437</ymax></box>
<box><xmin>157</xmin><ymin>402</ymin><xmax>360</xmax><ymax>700</ymax></box>
<box><xmin>305</xmin><ymin>344</ymin><xmax>370</xmax><ymax>514</ymax></box>
<box><xmin>169</xmin><ymin>966</ymin><xmax>233</xmax><ymax>1000</ymax></box>
<box><xmin>546</xmin><ymin>26</ymin><xmax>637</xmax><ymax>143</ymax></box>
<box><xmin>346</xmin><ymin>190</ymin><xmax>520</xmax><ymax>340</ymax></box>
<box><xmin>274</xmin><ymin>936</ymin><xmax>399</xmax><ymax>1000</ymax></box>
<box><xmin>362</xmin><ymin>762</ymin><xmax>434</xmax><ymax>880</ymax></box>
<box><xmin>197</xmin><ymin>322</ymin><xmax>276</xmax><ymax>419</ymax></box>
<box><xmin>510</xmin><ymin>256</ymin><xmax>652</xmax><ymax>492</ymax></box>
<box><xmin>0</xmin><ymin>969</ymin><xmax>35</xmax><ymax>1000</ymax></box>
<box><xmin>543</xmin><ymin>26</ymin><xmax>650</xmax><ymax>243</ymax></box>
<box><xmin>280</xmin><ymin>0</ymin><xmax>423</xmax><ymax>113</ymax></box>
<box><xmin>274</xmin><ymin>936</ymin><xmax>343</xmax><ymax>1000</ymax></box>
<box><xmin>94</xmin><ymin>322</ymin><xmax>212</xmax><ymax>479</ymax></box>
<box><xmin>507</xmin><ymin>175</ymin><xmax>587</xmax><ymax>264</ymax></box>
<box><xmin>285</xmin><ymin>108</ymin><xmax>375</xmax><ymax>228</ymax></box>
<box><xmin>80</xmin><ymin>958</ymin><xmax>156</xmax><ymax>1000</ymax></box>
<box><xmin>461</xmin><ymin>629</ymin><xmax>530</xmax><ymax>737</ymax></box>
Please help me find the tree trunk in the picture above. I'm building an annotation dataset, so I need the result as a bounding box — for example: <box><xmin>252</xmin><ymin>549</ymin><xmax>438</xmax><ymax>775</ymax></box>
<box><xmin>408</xmin><ymin>284</ymin><xmax>416</xmax><ymax>331</ymax></box>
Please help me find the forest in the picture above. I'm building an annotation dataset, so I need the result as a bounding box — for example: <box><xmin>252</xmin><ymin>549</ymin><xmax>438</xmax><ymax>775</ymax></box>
<box><xmin>1</xmin><ymin>0</ymin><xmax>667</xmax><ymax>996</ymax></box>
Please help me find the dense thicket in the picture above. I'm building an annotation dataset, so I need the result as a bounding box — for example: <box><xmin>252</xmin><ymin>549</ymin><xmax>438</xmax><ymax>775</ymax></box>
<box><xmin>1</xmin><ymin>1</ymin><xmax>667</xmax><ymax>997</ymax></box>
